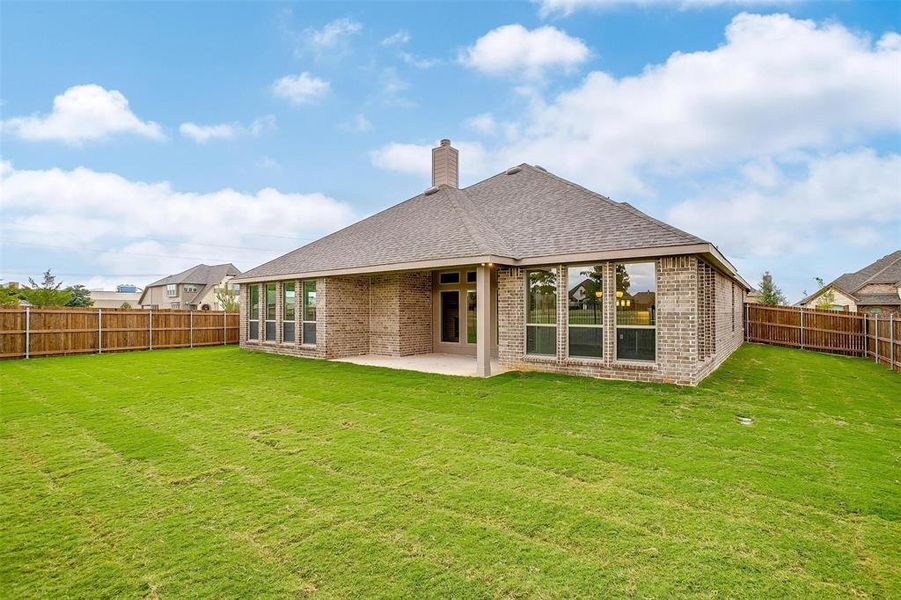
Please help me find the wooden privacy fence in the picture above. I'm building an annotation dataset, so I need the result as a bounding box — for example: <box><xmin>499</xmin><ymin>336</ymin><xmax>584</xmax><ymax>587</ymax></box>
<box><xmin>745</xmin><ymin>303</ymin><xmax>899</xmax><ymax>372</ymax></box>
<box><xmin>0</xmin><ymin>308</ymin><xmax>239</xmax><ymax>359</ymax></box>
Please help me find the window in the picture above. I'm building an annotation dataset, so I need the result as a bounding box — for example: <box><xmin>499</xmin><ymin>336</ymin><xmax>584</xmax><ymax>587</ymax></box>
<box><xmin>615</xmin><ymin>262</ymin><xmax>656</xmax><ymax>361</ymax></box>
<box><xmin>265</xmin><ymin>283</ymin><xmax>276</xmax><ymax>341</ymax></box>
<box><xmin>166</xmin><ymin>284</ymin><xmax>176</xmax><ymax>297</ymax></box>
<box><xmin>302</xmin><ymin>280</ymin><xmax>317</xmax><ymax>344</ymax></box>
<box><xmin>526</xmin><ymin>268</ymin><xmax>557</xmax><ymax>355</ymax></box>
<box><xmin>249</xmin><ymin>285</ymin><xmax>260</xmax><ymax>340</ymax></box>
<box><xmin>283</xmin><ymin>282</ymin><xmax>296</xmax><ymax>343</ymax></box>
<box><xmin>466</xmin><ymin>271</ymin><xmax>477</xmax><ymax>284</ymax></box>
<box><xmin>440</xmin><ymin>291</ymin><xmax>460</xmax><ymax>342</ymax></box>
<box><xmin>439</xmin><ymin>272</ymin><xmax>460</xmax><ymax>285</ymax></box>
<box><xmin>567</xmin><ymin>265</ymin><xmax>603</xmax><ymax>358</ymax></box>
<box><xmin>184</xmin><ymin>284</ymin><xmax>198</xmax><ymax>293</ymax></box>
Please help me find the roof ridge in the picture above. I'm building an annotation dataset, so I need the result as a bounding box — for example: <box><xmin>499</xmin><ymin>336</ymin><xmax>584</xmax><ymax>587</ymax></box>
<box><xmin>856</xmin><ymin>251</ymin><xmax>901</xmax><ymax>289</ymax></box>
<box><xmin>443</xmin><ymin>185</ymin><xmax>515</xmax><ymax>258</ymax></box>
<box><xmin>520</xmin><ymin>165</ymin><xmax>706</xmax><ymax>245</ymax></box>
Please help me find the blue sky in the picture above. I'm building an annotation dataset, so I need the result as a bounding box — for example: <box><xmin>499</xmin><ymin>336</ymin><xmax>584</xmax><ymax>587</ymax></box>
<box><xmin>1</xmin><ymin>0</ymin><xmax>899</xmax><ymax>301</ymax></box>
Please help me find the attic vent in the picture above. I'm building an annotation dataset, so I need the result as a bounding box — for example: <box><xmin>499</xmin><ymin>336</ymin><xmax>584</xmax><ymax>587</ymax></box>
<box><xmin>505</xmin><ymin>166</ymin><xmax>522</xmax><ymax>175</ymax></box>
<box><xmin>424</xmin><ymin>185</ymin><xmax>440</xmax><ymax>196</ymax></box>
<box><xmin>534</xmin><ymin>165</ymin><xmax>547</xmax><ymax>172</ymax></box>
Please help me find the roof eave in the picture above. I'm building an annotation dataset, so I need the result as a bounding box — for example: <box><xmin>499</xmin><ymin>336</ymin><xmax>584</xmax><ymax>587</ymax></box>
<box><xmin>232</xmin><ymin>243</ymin><xmax>750</xmax><ymax>289</ymax></box>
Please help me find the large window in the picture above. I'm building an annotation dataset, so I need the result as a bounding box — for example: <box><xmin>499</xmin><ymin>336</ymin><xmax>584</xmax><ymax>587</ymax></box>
<box><xmin>302</xmin><ymin>280</ymin><xmax>317</xmax><ymax>344</ymax></box>
<box><xmin>567</xmin><ymin>265</ymin><xmax>604</xmax><ymax>358</ymax></box>
<box><xmin>249</xmin><ymin>285</ymin><xmax>260</xmax><ymax>340</ymax></box>
<box><xmin>283</xmin><ymin>282</ymin><xmax>296</xmax><ymax>343</ymax></box>
<box><xmin>615</xmin><ymin>262</ymin><xmax>656</xmax><ymax>361</ymax></box>
<box><xmin>466</xmin><ymin>290</ymin><xmax>477</xmax><ymax>344</ymax></box>
<box><xmin>526</xmin><ymin>268</ymin><xmax>557</xmax><ymax>355</ymax></box>
<box><xmin>166</xmin><ymin>284</ymin><xmax>177</xmax><ymax>297</ymax></box>
<box><xmin>265</xmin><ymin>283</ymin><xmax>276</xmax><ymax>341</ymax></box>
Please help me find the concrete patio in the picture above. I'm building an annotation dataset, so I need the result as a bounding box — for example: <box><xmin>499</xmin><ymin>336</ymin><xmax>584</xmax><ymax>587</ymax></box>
<box><xmin>332</xmin><ymin>353</ymin><xmax>508</xmax><ymax>377</ymax></box>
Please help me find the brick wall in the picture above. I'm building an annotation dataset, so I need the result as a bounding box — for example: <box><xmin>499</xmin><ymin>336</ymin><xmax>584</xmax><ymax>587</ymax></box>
<box><xmin>240</xmin><ymin>271</ymin><xmax>432</xmax><ymax>361</ymax></box>
<box><xmin>498</xmin><ymin>255</ymin><xmax>742</xmax><ymax>385</ymax></box>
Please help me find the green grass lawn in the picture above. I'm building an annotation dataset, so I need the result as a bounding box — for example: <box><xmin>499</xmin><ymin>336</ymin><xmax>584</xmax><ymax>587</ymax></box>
<box><xmin>1</xmin><ymin>345</ymin><xmax>898</xmax><ymax>598</ymax></box>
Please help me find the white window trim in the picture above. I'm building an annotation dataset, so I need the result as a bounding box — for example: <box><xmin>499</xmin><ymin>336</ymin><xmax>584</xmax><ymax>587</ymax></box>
<box><xmin>282</xmin><ymin>282</ymin><xmax>297</xmax><ymax>345</ymax></box>
<box><xmin>248</xmin><ymin>284</ymin><xmax>261</xmax><ymax>341</ymax></box>
<box><xmin>438</xmin><ymin>270</ymin><xmax>462</xmax><ymax>285</ymax></box>
<box><xmin>301</xmin><ymin>280</ymin><xmax>317</xmax><ymax>346</ymax></box>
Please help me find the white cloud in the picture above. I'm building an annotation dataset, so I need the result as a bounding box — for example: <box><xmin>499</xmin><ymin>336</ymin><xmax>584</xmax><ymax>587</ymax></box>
<box><xmin>459</xmin><ymin>24</ymin><xmax>590</xmax><ymax>78</ymax></box>
<box><xmin>399</xmin><ymin>51</ymin><xmax>442</xmax><ymax>69</ymax></box>
<box><xmin>1</xmin><ymin>84</ymin><xmax>163</xmax><ymax>144</ymax></box>
<box><xmin>381</xmin><ymin>30</ymin><xmax>410</xmax><ymax>47</ymax></box>
<box><xmin>668</xmin><ymin>150</ymin><xmax>901</xmax><ymax>258</ymax></box>
<box><xmin>271</xmin><ymin>72</ymin><xmax>330</xmax><ymax>105</ymax></box>
<box><xmin>0</xmin><ymin>162</ymin><xmax>355</xmax><ymax>281</ymax></box>
<box><xmin>466</xmin><ymin>113</ymin><xmax>499</xmax><ymax>135</ymax></box>
<box><xmin>339</xmin><ymin>114</ymin><xmax>373</xmax><ymax>133</ymax></box>
<box><xmin>478</xmin><ymin>13</ymin><xmax>901</xmax><ymax>195</ymax></box>
<box><xmin>369</xmin><ymin>141</ymin><xmax>494</xmax><ymax>182</ymax></box>
<box><xmin>537</xmin><ymin>0</ymin><xmax>792</xmax><ymax>17</ymax></box>
<box><xmin>179</xmin><ymin>123</ymin><xmax>237</xmax><ymax>143</ymax></box>
<box><xmin>309</xmin><ymin>17</ymin><xmax>362</xmax><ymax>50</ymax></box>
<box><xmin>179</xmin><ymin>115</ymin><xmax>276</xmax><ymax>143</ymax></box>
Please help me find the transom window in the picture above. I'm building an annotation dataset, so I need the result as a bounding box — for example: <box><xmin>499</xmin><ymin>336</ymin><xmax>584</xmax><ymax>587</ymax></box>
<box><xmin>526</xmin><ymin>268</ymin><xmax>557</xmax><ymax>356</ymax></box>
<box><xmin>439</xmin><ymin>272</ymin><xmax>461</xmax><ymax>285</ymax></box>
<box><xmin>567</xmin><ymin>265</ymin><xmax>604</xmax><ymax>358</ymax></box>
<box><xmin>184</xmin><ymin>284</ymin><xmax>198</xmax><ymax>293</ymax></box>
<box><xmin>615</xmin><ymin>262</ymin><xmax>656</xmax><ymax>361</ymax></box>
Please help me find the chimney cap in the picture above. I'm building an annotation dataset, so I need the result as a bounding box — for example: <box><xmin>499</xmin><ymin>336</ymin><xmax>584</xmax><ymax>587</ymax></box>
<box><xmin>439</xmin><ymin>138</ymin><xmax>451</xmax><ymax>147</ymax></box>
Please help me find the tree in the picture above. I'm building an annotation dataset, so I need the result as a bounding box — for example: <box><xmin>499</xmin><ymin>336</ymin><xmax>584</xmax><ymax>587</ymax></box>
<box><xmin>19</xmin><ymin>270</ymin><xmax>73</xmax><ymax>307</ymax></box>
<box><xmin>215</xmin><ymin>284</ymin><xmax>240</xmax><ymax>312</ymax></box>
<box><xmin>813</xmin><ymin>277</ymin><xmax>835</xmax><ymax>310</ymax></box>
<box><xmin>758</xmin><ymin>271</ymin><xmax>787</xmax><ymax>306</ymax></box>
<box><xmin>0</xmin><ymin>283</ymin><xmax>21</xmax><ymax>306</ymax></box>
<box><xmin>65</xmin><ymin>284</ymin><xmax>93</xmax><ymax>307</ymax></box>
<box><xmin>120</xmin><ymin>301</ymin><xmax>132</xmax><ymax>309</ymax></box>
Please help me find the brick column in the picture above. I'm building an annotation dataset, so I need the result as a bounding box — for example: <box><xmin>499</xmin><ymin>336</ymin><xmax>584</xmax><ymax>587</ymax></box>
<box><xmin>556</xmin><ymin>264</ymin><xmax>567</xmax><ymax>362</ymax></box>
<box><xmin>604</xmin><ymin>261</ymin><xmax>616</xmax><ymax>363</ymax></box>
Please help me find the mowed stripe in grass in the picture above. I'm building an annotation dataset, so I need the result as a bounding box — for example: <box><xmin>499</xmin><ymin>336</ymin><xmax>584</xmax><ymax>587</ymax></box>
<box><xmin>1</xmin><ymin>344</ymin><xmax>898</xmax><ymax>598</ymax></box>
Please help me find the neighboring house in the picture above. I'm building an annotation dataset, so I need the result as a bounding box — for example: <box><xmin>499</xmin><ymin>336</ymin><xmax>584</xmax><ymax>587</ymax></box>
<box><xmin>233</xmin><ymin>139</ymin><xmax>749</xmax><ymax>385</ymax></box>
<box><xmin>139</xmin><ymin>263</ymin><xmax>241</xmax><ymax>310</ymax></box>
<box><xmin>798</xmin><ymin>251</ymin><xmax>901</xmax><ymax>314</ymax></box>
<box><xmin>746</xmin><ymin>288</ymin><xmax>763</xmax><ymax>304</ymax></box>
<box><xmin>89</xmin><ymin>284</ymin><xmax>143</xmax><ymax>308</ymax></box>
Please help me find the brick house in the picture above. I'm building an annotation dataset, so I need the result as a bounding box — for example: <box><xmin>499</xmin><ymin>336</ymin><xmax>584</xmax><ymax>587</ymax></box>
<box><xmin>233</xmin><ymin>140</ymin><xmax>749</xmax><ymax>385</ymax></box>
<box><xmin>797</xmin><ymin>251</ymin><xmax>901</xmax><ymax>314</ymax></box>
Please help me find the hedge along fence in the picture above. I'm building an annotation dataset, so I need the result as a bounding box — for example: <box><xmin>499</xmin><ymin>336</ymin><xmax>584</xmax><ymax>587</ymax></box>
<box><xmin>0</xmin><ymin>307</ymin><xmax>239</xmax><ymax>359</ymax></box>
<box><xmin>745</xmin><ymin>303</ymin><xmax>900</xmax><ymax>373</ymax></box>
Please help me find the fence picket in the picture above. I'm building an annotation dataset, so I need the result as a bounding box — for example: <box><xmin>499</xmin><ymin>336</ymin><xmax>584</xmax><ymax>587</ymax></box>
<box><xmin>0</xmin><ymin>307</ymin><xmax>239</xmax><ymax>359</ymax></box>
<box><xmin>746</xmin><ymin>303</ymin><xmax>896</xmax><ymax>373</ymax></box>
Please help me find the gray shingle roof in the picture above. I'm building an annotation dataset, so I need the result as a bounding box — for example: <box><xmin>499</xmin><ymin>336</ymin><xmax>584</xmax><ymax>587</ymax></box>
<box><xmin>238</xmin><ymin>165</ymin><xmax>709</xmax><ymax>281</ymax></box>
<box><xmin>801</xmin><ymin>250</ymin><xmax>901</xmax><ymax>304</ymax></box>
<box><xmin>856</xmin><ymin>293</ymin><xmax>901</xmax><ymax>306</ymax></box>
<box><xmin>146</xmin><ymin>263</ymin><xmax>241</xmax><ymax>288</ymax></box>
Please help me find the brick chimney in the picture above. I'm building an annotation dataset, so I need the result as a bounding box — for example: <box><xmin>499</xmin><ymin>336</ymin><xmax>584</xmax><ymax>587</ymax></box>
<box><xmin>431</xmin><ymin>139</ymin><xmax>459</xmax><ymax>188</ymax></box>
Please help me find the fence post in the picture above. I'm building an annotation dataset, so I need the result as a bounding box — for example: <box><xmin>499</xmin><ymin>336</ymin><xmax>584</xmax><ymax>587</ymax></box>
<box><xmin>24</xmin><ymin>306</ymin><xmax>30</xmax><ymax>359</ymax></box>
<box><xmin>799</xmin><ymin>307</ymin><xmax>804</xmax><ymax>350</ymax></box>
<box><xmin>98</xmin><ymin>308</ymin><xmax>103</xmax><ymax>354</ymax></box>
<box><xmin>149</xmin><ymin>309</ymin><xmax>153</xmax><ymax>350</ymax></box>
<box><xmin>189</xmin><ymin>310</ymin><xmax>194</xmax><ymax>348</ymax></box>
<box><xmin>223</xmin><ymin>310</ymin><xmax>227</xmax><ymax>345</ymax></box>
<box><xmin>891</xmin><ymin>313</ymin><xmax>895</xmax><ymax>372</ymax></box>
<box><xmin>874</xmin><ymin>314</ymin><xmax>879</xmax><ymax>366</ymax></box>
